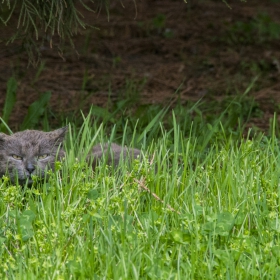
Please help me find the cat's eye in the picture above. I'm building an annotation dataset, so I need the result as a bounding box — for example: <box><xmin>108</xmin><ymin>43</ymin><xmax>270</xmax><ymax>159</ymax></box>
<box><xmin>37</xmin><ymin>154</ymin><xmax>49</xmax><ymax>160</ymax></box>
<box><xmin>12</xmin><ymin>155</ymin><xmax>22</xmax><ymax>160</ymax></box>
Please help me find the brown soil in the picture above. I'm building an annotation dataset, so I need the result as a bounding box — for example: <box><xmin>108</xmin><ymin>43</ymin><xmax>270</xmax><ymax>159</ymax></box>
<box><xmin>1</xmin><ymin>0</ymin><xmax>280</xmax><ymax>131</ymax></box>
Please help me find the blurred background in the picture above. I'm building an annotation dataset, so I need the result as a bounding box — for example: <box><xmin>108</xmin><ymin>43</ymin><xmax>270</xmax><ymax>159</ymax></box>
<box><xmin>0</xmin><ymin>0</ymin><xmax>280</xmax><ymax>131</ymax></box>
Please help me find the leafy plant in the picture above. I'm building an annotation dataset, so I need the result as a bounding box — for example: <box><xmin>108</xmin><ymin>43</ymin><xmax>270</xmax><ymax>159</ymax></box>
<box><xmin>224</xmin><ymin>13</ymin><xmax>280</xmax><ymax>45</ymax></box>
<box><xmin>0</xmin><ymin>78</ymin><xmax>53</xmax><ymax>132</ymax></box>
<box><xmin>0</xmin><ymin>77</ymin><xmax>17</xmax><ymax>133</ymax></box>
<box><xmin>1</xmin><ymin>79</ymin><xmax>278</xmax><ymax>278</ymax></box>
<box><xmin>0</xmin><ymin>99</ymin><xmax>279</xmax><ymax>278</ymax></box>
<box><xmin>20</xmin><ymin>92</ymin><xmax>52</xmax><ymax>130</ymax></box>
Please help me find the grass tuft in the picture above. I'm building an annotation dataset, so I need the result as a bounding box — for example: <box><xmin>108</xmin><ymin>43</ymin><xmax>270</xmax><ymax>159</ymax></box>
<box><xmin>0</xmin><ymin>90</ymin><xmax>279</xmax><ymax>278</ymax></box>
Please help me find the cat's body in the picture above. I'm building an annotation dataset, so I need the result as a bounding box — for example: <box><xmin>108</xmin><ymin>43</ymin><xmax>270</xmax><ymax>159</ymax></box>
<box><xmin>91</xmin><ymin>143</ymin><xmax>141</xmax><ymax>169</ymax></box>
<box><xmin>0</xmin><ymin>127</ymin><xmax>141</xmax><ymax>185</ymax></box>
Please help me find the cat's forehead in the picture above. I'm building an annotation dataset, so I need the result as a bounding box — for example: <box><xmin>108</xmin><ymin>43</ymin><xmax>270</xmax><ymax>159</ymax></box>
<box><xmin>2</xmin><ymin>130</ymin><xmax>54</xmax><ymax>152</ymax></box>
<box><xmin>0</xmin><ymin>127</ymin><xmax>67</xmax><ymax>152</ymax></box>
<box><xmin>12</xmin><ymin>130</ymin><xmax>51</xmax><ymax>142</ymax></box>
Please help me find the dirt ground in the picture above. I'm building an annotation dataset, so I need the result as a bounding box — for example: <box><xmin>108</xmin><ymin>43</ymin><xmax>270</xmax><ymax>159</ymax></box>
<box><xmin>1</xmin><ymin>0</ymin><xmax>280</xmax><ymax>131</ymax></box>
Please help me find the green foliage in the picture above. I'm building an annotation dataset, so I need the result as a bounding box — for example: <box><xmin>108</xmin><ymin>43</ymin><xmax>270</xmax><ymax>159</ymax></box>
<box><xmin>1</xmin><ymin>79</ymin><xmax>279</xmax><ymax>278</ymax></box>
<box><xmin>0</xmin><ymin>77</ymin><xmax>17</xmax><ymax>133</ymax></box>
<box><xmin>20</xmin><ymin>91</ymin><xmax>52</xmax><ymax>130</ymax></box>
<box><xmin>153</xmin><ymin>14</ymin><xmax>166</xmax><ymax>29</ymax></box>
<box><xmin>1</xmin><ymin>82</ymin><xmax>279</xmax><ymax>278</ymax></box>
<box><xmin>137</xmin><ymin>13</ymin><xmax>174</xmax><ymax>39</ymax></box>
<box><xmin>0</xmin><ymin>79</ymin><xmax>52</xmax><ymax>132</ymax></box>
<box><xmin>223</xmin><ymin>13</ymin><xmax>280</xmax><ymax>45</ymax></box>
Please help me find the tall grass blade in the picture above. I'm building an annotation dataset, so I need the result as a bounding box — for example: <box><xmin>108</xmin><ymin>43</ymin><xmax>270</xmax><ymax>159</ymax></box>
<box><xmin>0</xmin><ymin>77</ymin><xmax>17</xmax><ymax>132</ymax></box>
<box><xmin>136</xmin><ymin>107</ymin><xmax>169</xmax><ymax>143</ymax></box>
<box><xmin>20</xmin><ymin>91</ymin><xmax>52</xmax><ymax>130</ymax></box>
<box><xmin>0</xmin><ymin>117</ymin><xmax>13</xmax><ymax>134</ymax></box>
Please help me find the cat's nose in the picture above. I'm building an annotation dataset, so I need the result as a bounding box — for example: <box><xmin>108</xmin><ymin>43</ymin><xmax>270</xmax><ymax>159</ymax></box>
<box><xmin>26</xmin><ymin>163</ymin><xmax>35</xmax><ymax>174</ymax></box>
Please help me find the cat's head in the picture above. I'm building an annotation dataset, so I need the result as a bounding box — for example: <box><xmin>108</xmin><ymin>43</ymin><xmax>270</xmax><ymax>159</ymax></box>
<box><xmin>0</xmin><ymin>127</ymin><xmax>68</xmax><ymax>185</ymax></box>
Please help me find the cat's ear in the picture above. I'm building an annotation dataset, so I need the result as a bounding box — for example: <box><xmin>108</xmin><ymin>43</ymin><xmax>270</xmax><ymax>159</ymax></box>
<box><xmin>0</xmin><ymin>132</ymin><xmax>10</xmax><ymax>141</ymax></box>
<box><xmin>0</xmin><ymin>133</ymin><xmax>8</xmax><ymax>140</ymax></box>
<box><xmin>50</xmin><ymin>126</ymin><xmax>68</xmax><ymax>144</ymax></box>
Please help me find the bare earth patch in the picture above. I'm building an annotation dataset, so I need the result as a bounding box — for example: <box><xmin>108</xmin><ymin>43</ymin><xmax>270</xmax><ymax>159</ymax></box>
<box><xmin>0</xmin><ymin>0</ymin><xmax>280</xmax><ymax>130</ymax></box>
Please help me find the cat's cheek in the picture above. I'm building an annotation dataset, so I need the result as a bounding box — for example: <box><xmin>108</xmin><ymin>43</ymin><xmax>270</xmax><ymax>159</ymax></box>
<box><xmin>10</xmin><ymin>169</ymin><xmax>27</xmax><ymax>182</ymax></box>
<box><xmin>36</xmin><ymin>162</ymin><xmax>52</xmax><ymax>179</ymax></box>
<box><xmin>7</xmin><ymin>162</ymin><xmax>26</xmax><ymax>182</ymax></box>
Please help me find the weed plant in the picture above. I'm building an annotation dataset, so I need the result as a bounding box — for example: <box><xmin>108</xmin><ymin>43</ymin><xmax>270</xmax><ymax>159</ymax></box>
<box><xmin>0</xmin><ymin>97</ymin><xmax>280</xmax><ymax>279</ymax></box>
<box><xmin>223</xmin><ymin>12</ymin><xmax>280</xmax><ymax>45</ymax></box>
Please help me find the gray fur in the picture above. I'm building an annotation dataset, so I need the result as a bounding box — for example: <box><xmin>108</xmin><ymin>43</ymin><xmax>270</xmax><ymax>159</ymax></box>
<box><xmin>90</xmin><ymin>143</ymin><xmax>141</xmax><ymax>168</ymax></box>
<box><xmin>0</xmin><ymin>127</ymin><xmax>141</xmax><ymax>185</ymax></box>
<box><xmin>0</xmin><ymin>127</ymin><xmax>67</xmax><ymax>185</ymax></box>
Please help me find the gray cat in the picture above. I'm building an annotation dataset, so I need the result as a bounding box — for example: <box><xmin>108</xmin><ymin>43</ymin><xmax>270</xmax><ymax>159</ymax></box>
<box><xmin>91</xmin><ymin>143</ymin><xmax>141</xmax><ymax>169</ymax></box>
<box><xmin>0</xmin><ymin>127</ymin><xmax>141</xmax><ymax>185</ymax></box>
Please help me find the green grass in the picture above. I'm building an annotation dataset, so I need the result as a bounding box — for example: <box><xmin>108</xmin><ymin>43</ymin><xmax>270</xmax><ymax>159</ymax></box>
<box><xmin>1</xmin><ymin>97</ymin><xmax>280</xmax><ymax>279</ymax></box>
<box><xmin>222</xmin><ymin>12</ymin><xmax>280</xmax><ymax>46</ymax></box>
